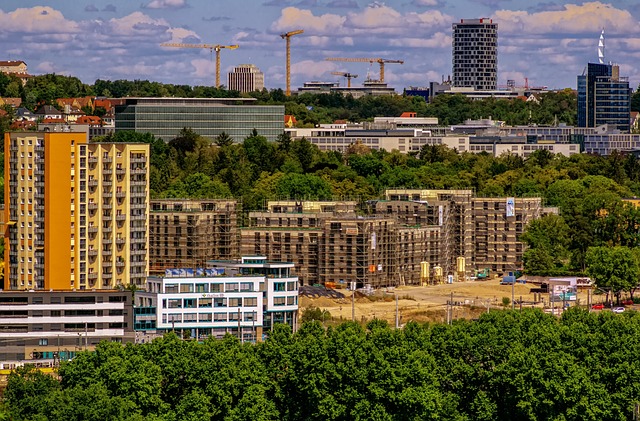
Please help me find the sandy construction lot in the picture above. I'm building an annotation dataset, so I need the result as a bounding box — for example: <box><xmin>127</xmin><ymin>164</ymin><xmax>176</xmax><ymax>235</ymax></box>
<box><xmin>300</xmin><ymin>278</ymin><xmax>592</xmax><ymax>324</ymax></box>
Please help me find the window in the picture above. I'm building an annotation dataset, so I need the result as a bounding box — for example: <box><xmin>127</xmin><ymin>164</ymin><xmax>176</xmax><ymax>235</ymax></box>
<box><xmin>274</xmin><ymin>297</ymin><xmax>286</xmax><ymax>306</ymax></box>
<box><xmin>274</xmin><ymin>282</ymin><xmax>285</xmax><ymax>292</ymax></box>
<box><xmin>214</xmin><ymin>298</ymin><xmax>227</xmax><ymax>308</ymax></box>
<box><xmin>244</xmin><ymin>297</ymin><xmax>257</xmax><ymax>307</ymax></box>
<box><xmin>287</xmin><ymin>296</ymin><xmax>296</xmax><ymax>305</ymax></box>
<box><xmin>214</xmin><ymin>313</ymin><xmax>227</xmax><ymax>322</ymax></box>
<box><xmin>210</xmin><ymin>284</ymin><xmax>222</xmax><ymax>293</ymax></box>
<box><xmin>38</xmin><ymin>338</ymin><xmax>48</xmax><ymax>346</ymax></box>
<box><xmin>195</xmin><ymin>283</ymin><xmax>208</xmax><ymax>293</ymax></box>
<box><xmin>183</xmin><ymin>313</ymin><xmax>197</xmax><ymax>323</ymax></box>
<box><xmin>199</xmin><ymin>298</ymin><xmax>212</xmax><ymax>308</ymax></box>
<box><xmin>199</xmin><ymin>313</ymin><xmax>212</xmax><ymax>322</ymax></box>
<box><xmin>225</xmin><ymin>283</ymin><xmax>239</xmax><ymax>292</ymax></box>
<box><xmin>240</xmin><ymin>282</ymin><xmax>253</xmax><ymax>292</ymax></box>
<box><xmin>228</xmin><ymin>297</ymin><xmax>241</xmax><ymax>307</ymax></box>
<box><xmin>287</xmin><ymin>281</ymin><xmax>297</xmax><ymax>291</ymax></box>
<box><xmin>184</xmin><ymin>299</ymin><xmax>195</xmax><ymax>308</ymax></box>
<box><xmin>244</xmin><ymin>312</ymin><xmax>256</xmax><ymax>322</ymax></box>
<box><xmin>165</xmin><ymin>284</ymin><xmax>178</xmax><ymax>293</ymax></box>
<box><xmin>180</xmin><ymin>284</ymin><xmax>193</xmax><ymax>293</ymax></box>
<box><xmin>167</xmin><ymin>299</ymin><xmax>181</xmax><ymax>308</ymax></box>
<box><xmin>229</xmin><ymin>312</ymin><xmax>239</xmax><ymax>322</ymax></box>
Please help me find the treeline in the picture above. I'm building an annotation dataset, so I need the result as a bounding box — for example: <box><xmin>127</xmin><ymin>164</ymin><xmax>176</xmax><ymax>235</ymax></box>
<box><xmin>0</xmin><ymin>73</ymin><xmax>588</xmax><ymax>126</ymax></box>
<box><xmin>4</xmin><ymin>309</ymin><xmax>640</xmax><ymax>420</ymax></box>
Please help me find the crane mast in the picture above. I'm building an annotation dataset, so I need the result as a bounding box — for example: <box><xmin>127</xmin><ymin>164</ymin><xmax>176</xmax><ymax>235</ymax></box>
<box><xmin>160</xmin><ymin>43</ymin><xmax>239</xmax><ymax>87</ymax></box>
<box><xmin>280</xmin><ymin>29</ymin><xmax>304</xmax><ymax>96</ymax></box>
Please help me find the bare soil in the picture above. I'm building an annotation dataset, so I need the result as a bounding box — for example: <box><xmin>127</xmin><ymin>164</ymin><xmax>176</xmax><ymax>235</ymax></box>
<box><xmin>300</xmin><ymin>278</ymin><xmax>592</xmax><ymax>324</ymax></box>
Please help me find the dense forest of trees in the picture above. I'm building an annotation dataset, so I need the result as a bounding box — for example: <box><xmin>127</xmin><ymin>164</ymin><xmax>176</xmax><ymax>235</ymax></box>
<box><xmin>4</xmin><ymin>309</ymin><xmax>640</xmax><ymax>420</ymax></box>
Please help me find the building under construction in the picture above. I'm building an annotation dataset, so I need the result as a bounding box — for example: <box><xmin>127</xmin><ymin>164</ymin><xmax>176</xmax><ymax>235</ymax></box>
<box><xmin>239</xmin><ymin>191</ymin><xmax>547</xmax><ymax>288</ymax></box>
<box><xmin>149</xmin><ymin>199</ymin><xmax>239</xmax><ymax>273</ymax></box>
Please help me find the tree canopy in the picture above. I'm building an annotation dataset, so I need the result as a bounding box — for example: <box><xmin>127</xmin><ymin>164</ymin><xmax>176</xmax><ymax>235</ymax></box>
<box><xmin>5</xmin><ymin>309</ymin><xmax>640</xmax><ymax>420</ymax></box>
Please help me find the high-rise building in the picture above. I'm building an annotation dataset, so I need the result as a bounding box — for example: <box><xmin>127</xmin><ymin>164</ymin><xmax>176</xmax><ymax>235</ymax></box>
<box><xmin>228</xmin><ymin>64</ymin><xmax>265</xmax><ymax>93</ymax></box>
<box><xmin>115</xmin><ymin>97</ymin><xmax>284</xmax><ymax>142</ymax></box>
<box><xmin>452</xmin><ymin>18</ymin><xmax>498</xmax><ymax>90</ymax></box>
<box><xmin>577</xmin><ymin>63</ymin><xmax>631</xmax><ymax>132</ymax></box>
<box><xmin>3</xmin><ymin>132</ymin><xmax>149</xmax><ymax>291</ymax></box>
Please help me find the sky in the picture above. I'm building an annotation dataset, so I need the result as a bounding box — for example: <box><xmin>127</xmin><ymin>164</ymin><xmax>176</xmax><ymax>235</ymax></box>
<box><xmin>1</xmin><ymin>0</ymin><xmax>639</xmax><ymax>92</ymax></box>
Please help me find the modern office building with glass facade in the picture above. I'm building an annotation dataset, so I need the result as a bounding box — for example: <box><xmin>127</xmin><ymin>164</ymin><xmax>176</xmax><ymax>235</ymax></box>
<box><xmin>578</xmin><ymin>63</ymin><xmax>631</xmax><ymax>132</ymax></box>
<box><xmin>115</xmin><ymin>97</ymin><xmax>284</xmax><ymax>142</ymax></box>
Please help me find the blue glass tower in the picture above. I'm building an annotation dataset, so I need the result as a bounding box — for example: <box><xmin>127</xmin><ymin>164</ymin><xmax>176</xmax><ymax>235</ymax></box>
<box><xmin>577</xmin><ymin>63</ymin><xmax>630</xmax><ymax>132</ymax></box>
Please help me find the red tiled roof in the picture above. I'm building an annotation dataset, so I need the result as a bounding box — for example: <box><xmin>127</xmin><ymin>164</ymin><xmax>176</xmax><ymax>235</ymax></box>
<box><xmin>42</xmin><ymin>118</ymin><xmax>66</xmax><ymax>124</ymax></box>
<box><xmin>76</xmin><ymin>115</ymin><xmax>103</xmax><ymax>125</ymax></box>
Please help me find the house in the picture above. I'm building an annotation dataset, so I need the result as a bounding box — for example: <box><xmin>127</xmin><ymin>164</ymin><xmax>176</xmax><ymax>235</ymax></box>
<box><xmin>34</xmin><ymin>105</ymin><xmax>63</xmax><ymax>120</ymax></box>
<box><xmin>15</xmin><ymin>107</ymin><xmax>36</xmax><ymax>121</ymax></box>
<box><xmin>76</xmin><ymin>115</ymin><xmax>103</xmax><ymax>126</ymax></box>
<box><xmin>631</xmin><ymin>111</ymin><xmax>639</xmax><ymax>132</ymax></box>
<box><xmin>0</xmin><ymin>60</ymin><xmax>33</xmax><ymax>85</ymax></box>
<box><xmin>0</xmin><ymin>97</ymin><xmax>22</xmax><ymax>108</ymax></box>
<box><xmin>56</xmin><ymin>96</ymin><xmax>94</xmax><ymax>112</ymax></box>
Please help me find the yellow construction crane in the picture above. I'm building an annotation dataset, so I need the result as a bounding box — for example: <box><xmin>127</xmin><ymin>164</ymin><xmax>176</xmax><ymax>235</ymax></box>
<box><xmin>160</xmin><ymin>43</ymin><xmax>239</xmax><ymax>87</ymax></box>
<box><xmin>331</xmin><ymin>71</ymin><xmax>358</xmax><ymax>88</ymax></box>
<box><xmin>280</xmin><ymin>29</ymin><xmax>304</xmax><ymax>96</ymax></box>
<box><xmin>325</xmin><ymin>57</ymin><xmax>403</xmax><ymax>83</ymax></box>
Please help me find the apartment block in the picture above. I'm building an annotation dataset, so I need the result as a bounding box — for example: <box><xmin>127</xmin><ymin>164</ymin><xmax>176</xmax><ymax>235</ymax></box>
<box><xmin>0</xmin><ymin>290</ymin><xmax>134</xmax><ymax>364</ymax></box>
<box><xmin>241</xmin><ymin>201</ymin><xmax>356</xmax><ymax>286</ymax></box>
<box><xmin>135</xmin><ymin>256</ymin><xmax>298</xmax><ymax>341</ymax></box>
<box><xmin>3</xmin><ymin>132</ymin><xmax>149</xmax><ymax>291</ymax></box>
<box><xmin>149</xmin><ymin>199</ymin><xmax>239</xmax><ymax>273</ymax></box>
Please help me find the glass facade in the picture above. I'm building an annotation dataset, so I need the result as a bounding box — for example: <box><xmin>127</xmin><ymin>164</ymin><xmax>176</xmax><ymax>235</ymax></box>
<box><xmin>115</xmin><ymin>98</ymin><xmax>284</xmax><ymax>142</ymax></box>
<box><xmin>577</xmin><ymin>63</ymin><xmax>630</xmax><ymax>132</ymax></box>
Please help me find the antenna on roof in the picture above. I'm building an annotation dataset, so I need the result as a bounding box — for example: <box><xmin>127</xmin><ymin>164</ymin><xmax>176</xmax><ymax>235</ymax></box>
<box><xmin>598</xmin><ymin>28</ymin><xmax>605</xmax><ymax>64</ymax></box>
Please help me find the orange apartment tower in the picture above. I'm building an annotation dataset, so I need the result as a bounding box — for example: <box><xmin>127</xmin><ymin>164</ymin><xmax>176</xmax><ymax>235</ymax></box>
<box><xmin>3</xmin><ymin>132</ymin><xmax>149</xmax><ymax>291</ymax></box>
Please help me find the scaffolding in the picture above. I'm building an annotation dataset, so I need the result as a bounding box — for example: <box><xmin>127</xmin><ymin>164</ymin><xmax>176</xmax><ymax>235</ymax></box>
<box><xmin>148</xmin><ymin>199</ymin><xmax>239</xmax><ymax>273</ymax></box>
<box><xmin>471</xmin><ymin>197</ymin><xmax>542</xmax><ymax>275</ymax></box>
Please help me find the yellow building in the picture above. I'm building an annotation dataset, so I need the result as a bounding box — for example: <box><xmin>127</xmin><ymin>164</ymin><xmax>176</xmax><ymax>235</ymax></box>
<box><xmin>3</xmin><ymin>132</ymin><xmax>149</xmax><ymax>291</ymax></box>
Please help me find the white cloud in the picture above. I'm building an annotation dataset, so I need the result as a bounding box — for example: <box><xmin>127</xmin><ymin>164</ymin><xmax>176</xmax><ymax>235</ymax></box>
<box><xmin>271</xmin><ymin>7</ymin><xmax>345</xmax><ymax>33</ymax></box>
<box><xmin>142</xmin><ymin>0</ymin><xmax>189</xmax><ymax>9</ymax></box>
<box><xmin>291</xmin><ymin>60</ymin><xmax>339</xmax><ymax>79</ymax></box>
<box><xmin>0</xmin><ymin>6</ymin><xmax>79</xmax><ymax>34</ymax></box>
<box><xmin>495</xmin><ymin>2</ymin><xmax>640</xmax><ymax>35</ymax></box>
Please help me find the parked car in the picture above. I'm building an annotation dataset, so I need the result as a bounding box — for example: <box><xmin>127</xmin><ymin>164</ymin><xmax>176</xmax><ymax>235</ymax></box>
<box><xmin>591</xmin><ymin>303</ymin><xmax>605</xmax><ymax>310</ymax></box>
<box><xmin>613</xmin><ymin>307</ymin><xmax>625</xmax><ymax>313</ymax></box>
<box><xmin>621</xmin><ymin>299</ymin><xmax>634</xmax><ymax>306</ymax></box>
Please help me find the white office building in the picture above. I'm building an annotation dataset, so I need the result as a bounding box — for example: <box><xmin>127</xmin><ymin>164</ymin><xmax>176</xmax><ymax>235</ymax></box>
<box><xmin>136</xmin><ymin>257</ymin><xmax>299</xmax><ymax>341</ymax></box>
<box><xmin>228</xmin><ymin>64</ymin><xmax>265</xmax><ymax>93</ymax></box>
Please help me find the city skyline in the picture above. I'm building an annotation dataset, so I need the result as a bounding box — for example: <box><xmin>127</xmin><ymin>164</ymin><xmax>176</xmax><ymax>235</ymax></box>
<box><xmin>1</xmin><ymin>1</ymin><xmax>639</xmax><ymax>92</ymax></box>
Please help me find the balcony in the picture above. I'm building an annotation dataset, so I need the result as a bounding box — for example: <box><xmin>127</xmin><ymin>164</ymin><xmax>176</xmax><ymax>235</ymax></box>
<box><xmin>102</xmin><ymin>249</ymin><xmax>112</xmax><ymax>256</ymax></box>
<box><xmin>103</xmin><ymin>203</ymin><xmax>112</xmax><ymax>210</ymax></box>
<box><xmin>88</xmin><ymin>156</ymin><xmax>98</xmax><ymax>164</ymax></box>
<box><xmin>88</xmin><ymin>226</ymin><xmax>98</xmax><ymax>234</ymax></box>
<box><xmin>132</xmin><ymin>168</ymin><xmax>146</xmax><ymax>175</ymax></box>
<box><xmin>115</xmin><ymin>214</ymin><xmax>126</xmax><ymax>222</ymax></box>
<box><xmin>116</xmin><ymin>192</ymin><xmax>126</xmax><ymax>199</ymax></box>
<box><xmin>131</xmin><ymin>157</ymin><xmax>147</xmax><ymax>164</ymax></box>
<box><xmin>103</xmin><ymin>191</ymin><xmax>112</xmax><ymax>199</ymax></box>
<box><xmin>131</xmin><ymin>237</ymin><xmax>146</xmax><ymax>244</ymax></box>
<box><xmin>130</xmin><ymin>203</ymin><xmax>146</xmax><ymax>210</ymax></box>
<box><xmin>88</xmin><ymin>179</ymin><xmax>98</xmax><ymax>188</ymax></box>
<box><xmin>103</xmin><ymin>169</ymin><xmax>112</xmax><ymax>175</ymax></box>
<box><xmin>116</xmin><ymin>168</ymin><xmax>126</xmax><ymax>176</ymax></box>
<box><xmin>115</xmin><ymin>238</ymin><xmax>126</xmax><ymax>245</ymax></box>
<box><xmin>88</xmin><ymin>273</ymin><xmax>98</xmax><ymax>280</ymax></box>
<box><xmin>103</xmin><ymin>272</ymin><xmax>112</xmax><ymax>279</ymax></box>
<box><xmin>103</xmin><ymin>156</ymin><xmax>112</xmax><ymax>163</ymax></box>
<box><xmin>88</xmin><ymin>249</ymin><xmax>98</xmax><ymax>257</ymax></box>
<box><xmin>131</xmin><ymin>249</ymin><xmax>147</xmax><ymax>256</ymax></box>
<box><xmin>116</xmin><ymin>261</ymin><xmax>125</xmax><ymax>268</ymax></box>
<box><xmin>88</xmin><ymin>203</ymin><xmax>98</xmax><ymax>211</ymax></box>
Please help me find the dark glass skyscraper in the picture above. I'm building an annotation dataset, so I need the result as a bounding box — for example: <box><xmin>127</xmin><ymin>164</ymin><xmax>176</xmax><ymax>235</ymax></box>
<box><xmin>452</xmin><ymin>18</ymin><xmax>497</xmax><ymax>91</ymax></box>
<box><xmin>577</xmin><ymin>63</ymin><xmax>630</xmax><ymax>132</ymax></box>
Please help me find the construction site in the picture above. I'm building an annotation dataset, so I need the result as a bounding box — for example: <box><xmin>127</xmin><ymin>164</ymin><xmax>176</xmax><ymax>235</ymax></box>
<box><xmin>240</xmin><ymin>189</ymin><xmax>554</xmax><ymax>289</ymax></box>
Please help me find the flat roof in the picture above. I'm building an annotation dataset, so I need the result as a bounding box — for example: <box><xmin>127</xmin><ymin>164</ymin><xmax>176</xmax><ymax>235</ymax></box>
<box><xmin>119</xmin><ymin>97</ymin><xmax>259</xmax><ymax>106</ymax></box>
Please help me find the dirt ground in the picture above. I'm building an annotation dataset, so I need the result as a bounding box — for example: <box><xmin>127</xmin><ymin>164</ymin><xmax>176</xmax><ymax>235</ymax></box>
<box><xmin>300</xmin><ymin>278</ymin><xmax>592</xmax><ymax>324</ymax></box>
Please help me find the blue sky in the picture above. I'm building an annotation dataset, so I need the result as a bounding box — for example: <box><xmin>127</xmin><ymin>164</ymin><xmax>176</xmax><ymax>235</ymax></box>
<box><xmin>1</xmin><ymin>1</ymin><xmax>638</xmax><ymax>92</ymax></box>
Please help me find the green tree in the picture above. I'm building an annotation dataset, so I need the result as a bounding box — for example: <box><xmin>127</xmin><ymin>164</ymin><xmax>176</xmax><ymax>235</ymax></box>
<box><xmin>585</xmin><ymin>246</ymin><xmax>640</xmax><ymax>304</ymax></box>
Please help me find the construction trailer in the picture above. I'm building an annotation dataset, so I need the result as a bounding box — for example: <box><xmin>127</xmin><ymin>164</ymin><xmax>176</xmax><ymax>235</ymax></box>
<box><xmin>148</xmin><ymin>199</ymin><xmax>239</xmax><ymax>273</ymax></box>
